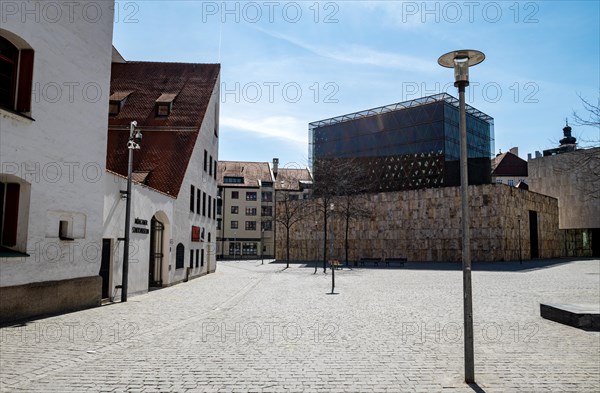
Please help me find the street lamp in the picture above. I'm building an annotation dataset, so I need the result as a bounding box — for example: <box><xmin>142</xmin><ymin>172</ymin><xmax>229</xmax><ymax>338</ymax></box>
<box><xmin>518</xmin><ymin>215</ymin><xmax>522</xmax><ymax>264</ymax></box>
<box><xmin>314</xmin><ymin>221</ymin><xmax>320</xmax><ymax>274</ymax></box>
<box><xmin>217</xmin><ymin>194</ymin><xmax>224</xmax><ymax>261</ymax></box>
<box><xmin>122</xmin><ymin>120</ymin><xmax>141</xmax><ymax>302</ymax></box>
<box><xmin>438</xmin><ymin>49</ymin><xmax>485</xmax><ymax>384</ymax></box>
<box><xmin>261</xmin><ymin>228</ymin><xmax>265</xmax><ymax>264</ymax></box>
<box><xmin>329</xmin><ymin>202</ymin><xmax>335</xmax><ymax>294</ymax></box>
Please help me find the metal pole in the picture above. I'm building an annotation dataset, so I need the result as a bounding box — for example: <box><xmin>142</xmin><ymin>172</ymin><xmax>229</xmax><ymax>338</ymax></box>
<box><xmin>330</xmin><ymin>205</ymin><xmax>335</xmax><ymax>293</ymax></box>
<box><xmin>221</xmin><ymin>193</ymin><xmax>225</xmax><ymax>261</ymax></box>
<box><xmin>314</xmin><ymin>223</ymin><xmax>319</xmax><ymax>274</ymax></box>
<box><xmin>458</xmin><ymin>83</ymin><xmax>474</xmax><ymax>383</ymax></box>
<box><xmin>121</xmin><ymin>127</ymin><xmax>134</xmax><ymax>303</ymax></box>
<box><xmin>518</xmin><ymin>218</ymin><xmax>522</xmax><ymax>264</ymax></box>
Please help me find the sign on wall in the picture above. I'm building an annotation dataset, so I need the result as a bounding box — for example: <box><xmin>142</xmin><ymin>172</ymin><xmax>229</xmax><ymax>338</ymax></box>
<box><xmin>132</xmin><ymin>217</ymin><xmax>149</xmax><ymax>234</ymax></box>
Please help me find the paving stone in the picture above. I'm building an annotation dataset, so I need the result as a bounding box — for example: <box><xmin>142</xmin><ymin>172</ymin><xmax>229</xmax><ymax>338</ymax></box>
<box><xmin>0</xmin><ymin>259</ymin><xmax>599</xmax><ymax>392</ymax></box>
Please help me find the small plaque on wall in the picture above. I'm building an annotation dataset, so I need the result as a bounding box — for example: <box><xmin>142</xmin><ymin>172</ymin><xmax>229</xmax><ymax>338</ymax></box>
<box><xmin>134</xmin><ymin>218</ymin><xmax>148</xmax><ymax>226</ymax></box>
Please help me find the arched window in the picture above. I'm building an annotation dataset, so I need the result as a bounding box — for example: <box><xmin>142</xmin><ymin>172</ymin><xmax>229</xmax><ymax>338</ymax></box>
<box><xmin>175</xmin><ymin>243</ymin><xmax>185</xmax><ymax>269</ymax></box>
<box><xmin>0</xmin><ymin>35</ymin><xmax>34</xmax><ymax>113</ymax></box>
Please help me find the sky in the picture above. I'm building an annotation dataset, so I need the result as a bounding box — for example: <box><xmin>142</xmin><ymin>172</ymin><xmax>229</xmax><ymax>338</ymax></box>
<box><xmin>113</xmin><ymin>1</ymin><xmax>600</xmax><ymax>168</ymax></box>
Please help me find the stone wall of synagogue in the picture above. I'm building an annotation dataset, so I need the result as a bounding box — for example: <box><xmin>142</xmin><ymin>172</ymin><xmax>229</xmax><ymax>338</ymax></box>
<box><xmin>276</xmin><ymin>184</ymin><xmax>560</xmax><ymax>262</ymax></box>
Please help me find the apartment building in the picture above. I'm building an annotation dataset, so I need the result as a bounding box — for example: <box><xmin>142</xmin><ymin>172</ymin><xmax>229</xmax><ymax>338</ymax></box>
<box><xmin>217</xmin><ymin>161</ymin><xmax>275</xmax><ymax>258</ymax></box>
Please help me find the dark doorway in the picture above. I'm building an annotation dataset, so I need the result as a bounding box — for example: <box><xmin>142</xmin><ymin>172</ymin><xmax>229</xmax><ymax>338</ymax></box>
<box><xmin>149</xmin><ymin>217</ymin><xmax>164</xmax><ymax>287</ymax></box>
<box><xmin>529</xmin><ymin>211</ymin><xmax>539</xmax><ymax>259</ymax></box>
<box><xmin>591</xmin><ymin>228</ymin><xmax>600</xmax><ymax>257</ymax></box>
<box><xmin>100</xmin><ymin>239</ymin><xmax>111</xmax><ymax>299</ymax></box>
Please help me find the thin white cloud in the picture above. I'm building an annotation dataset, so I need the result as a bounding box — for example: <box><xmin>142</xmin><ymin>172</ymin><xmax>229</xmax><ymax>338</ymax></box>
<box><xmin>347</xmin><ymin>1</ymin><xmax>426</xmax><ymax>30</ymax></box>
<box><xmin>254</xmin><ymin>27</ymin><xmax>437</xmax><ymax>73</ymax></box>
<box><xmin>221</xmin><ymin>116</ymin><xmax>307</xmax><ymax>144</ymax></box>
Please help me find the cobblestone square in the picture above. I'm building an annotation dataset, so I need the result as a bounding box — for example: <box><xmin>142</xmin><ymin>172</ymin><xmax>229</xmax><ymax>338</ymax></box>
<box><xmin>1</xmin><ymin>259</ymin><xmax>599</xmax><ymax>392</ymax></box>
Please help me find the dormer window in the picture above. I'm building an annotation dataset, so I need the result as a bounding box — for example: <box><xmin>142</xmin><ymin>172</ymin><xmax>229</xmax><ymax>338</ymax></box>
<box><xmin>155</xmin><ymin>93</ymin><xmax>177</xmax><ymax>117</ymax></box>
<box><xmin>224</xmin><ymin>176</ymin><xmax>244</xmax><ymax>184</ymax></box>
<box><xmin>108</xmin><ymin>101</ymin><xmax>120</xmax><ymax>115</ymax></box>
<box><xmin>108</xmin><ymin>91</ymin><xmax>132</xmax><ymax>116</ymax></box>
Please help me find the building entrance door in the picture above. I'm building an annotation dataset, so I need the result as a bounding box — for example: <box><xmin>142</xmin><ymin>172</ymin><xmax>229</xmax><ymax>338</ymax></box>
<box><xmin>100</xmin><ymin>239</ymin><xmax>111</xmax><ymax>299</ymax></box>
<box><xmin>149</xmin><ymin>217</ymin><xmax>164</xmax><ymax>287</ymax></box>
<box><xmin>529</xmin><ymin>211</ymin><xmax>539</xmax><ymax>259</ymax></box>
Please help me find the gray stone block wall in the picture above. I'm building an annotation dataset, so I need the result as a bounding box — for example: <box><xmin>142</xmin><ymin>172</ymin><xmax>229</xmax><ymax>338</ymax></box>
<box><xmin>528</xmin><ymin>148</ymin><xmax>600</xmax><ymax>229</ymax></box>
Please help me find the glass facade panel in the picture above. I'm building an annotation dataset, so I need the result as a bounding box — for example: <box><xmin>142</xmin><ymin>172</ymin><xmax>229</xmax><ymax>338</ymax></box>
<box><xmin>310</xmin><ymin>94</ymin><xmax>494</xmax><ymax>192</ymax></box>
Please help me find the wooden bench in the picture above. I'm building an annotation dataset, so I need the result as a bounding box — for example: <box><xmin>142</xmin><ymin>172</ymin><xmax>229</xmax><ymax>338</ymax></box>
<box><xmin>359</xmin><ymin>257</ymin><xmax>382</xmax><ymax>267</ymax></box>
<box><xmin>385</xmin><ymin>257</ymin><xmax>407</xmax><ymax>268</ymax></box>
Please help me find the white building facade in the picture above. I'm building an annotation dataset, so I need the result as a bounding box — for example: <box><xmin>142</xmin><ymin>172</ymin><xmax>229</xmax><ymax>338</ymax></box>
<box><xmin>0</xmin><ymin>1</ymin><xmax>115</xmax><ymax>322</ymax></box>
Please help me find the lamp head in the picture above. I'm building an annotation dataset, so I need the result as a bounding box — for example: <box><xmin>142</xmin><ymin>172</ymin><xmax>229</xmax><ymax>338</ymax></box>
<box><xmin>438</xmin><ymin>50</ymin><xmax>485</xmax><ymax>86</ymax></box>
<box><xmin>134</xmin><ymin>129</ymin><xmax>142</xmax><ymax>144</ymax></box>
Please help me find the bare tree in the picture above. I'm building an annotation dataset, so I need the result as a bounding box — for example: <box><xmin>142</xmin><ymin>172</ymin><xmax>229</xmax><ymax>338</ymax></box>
<box><xmin>335</xmin><ymin>193</ymin><xmax>372</xmax><ymax>267</ymax></box>
<box><xmin>566</xmin><ymin>93</ymin><xmax>600</xmax><ymax>199</ymax></box>
<box><xmin>274</xmin><ymin>190</ymin><xmax>307</xmax><ymax>268</ymax></box>
<box><xmin>572</xmin><ymin>93</ymin><xmax>600</xmax><ymax>129</ymax></box>
<box><xmin>312</xmin><ymin>157</ymin><xmax>374</xmax><ymax>272</ymax></box>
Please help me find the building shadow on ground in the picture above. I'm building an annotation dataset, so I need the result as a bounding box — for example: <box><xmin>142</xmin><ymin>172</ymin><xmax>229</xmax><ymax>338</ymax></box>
<box><xmin>272</xmin><ymin>258</ymin><xmax>597</xmax><ymax>273</ymax></box>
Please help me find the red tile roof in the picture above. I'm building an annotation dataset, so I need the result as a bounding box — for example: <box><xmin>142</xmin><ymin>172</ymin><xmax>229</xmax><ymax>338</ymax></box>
<box><xmin>492</xmin><ymin>152</ymin><xmax>528</xmax><ymax>177</ymax></box>
<box><xmin>107</xmin><ymin>62</ymin><xmax>220</xmax><ymax>197</ymax></box>
<box><xmin>107</xmin><ymin>130</ymin><xmax>199</xmax><ymax>197</ymax></box>
<box><xmin>109</xmin><ymin>62</ymin><xmax>220</xmax><ymax>128</ymax></box>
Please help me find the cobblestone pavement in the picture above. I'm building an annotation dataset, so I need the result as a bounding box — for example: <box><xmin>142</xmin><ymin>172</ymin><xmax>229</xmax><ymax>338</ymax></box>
<box><xmin>1</xmin><ymin>258</ymin><xmax>599</xmax><ymax>392</ymax></box>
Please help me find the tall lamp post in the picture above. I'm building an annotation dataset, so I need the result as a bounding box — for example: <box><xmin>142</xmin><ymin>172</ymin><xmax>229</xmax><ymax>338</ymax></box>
<box><xmin>314</xmin><ymin>221</ymin><xmax>320</xmax><ymax>274</ymax></box>
<box><xmin>438</xmin><ymin>49</ymin><xmax>485</xmax><ymax>384</ymax></box>
<box><xmin>518</xmin><ymin>216</ymin><xmax>522</xmax><ymax>264</ymax></box>
<box><xmin>122</xmin><ymin>120</ymin><xmax>141</xmax><ymax>302</ymax></box>
<box><xmin>261</xmin><ymin>228</ymin><xmax>265</xmax><ymax>264</ymax></box>
<box><xmin>329</xmin><ymin>203</ymin><xmax>335</xmax><ymax>294</ymax></box>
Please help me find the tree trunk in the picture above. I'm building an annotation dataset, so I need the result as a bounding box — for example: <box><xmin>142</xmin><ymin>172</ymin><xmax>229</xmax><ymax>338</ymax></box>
<box><xmin>286</xmin><ymin>226</ymin><xmax>290</xmax><ymax>268</ymax></box>
<box><xmin>345</xmin><ymin>214</ymin><xmax>349</xmax><ymax>267</ymax></box>
<box><xmin>323</xmin><ymin>209</ymin><xmax>328</xmax><ymax>273</ymax></box>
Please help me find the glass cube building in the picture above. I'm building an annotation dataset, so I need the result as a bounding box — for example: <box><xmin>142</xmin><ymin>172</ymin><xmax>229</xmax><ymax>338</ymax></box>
<box><xmin>309</xmin><ymin>93</ymin><xmax>495</xmax><ymax>192</ymax></box>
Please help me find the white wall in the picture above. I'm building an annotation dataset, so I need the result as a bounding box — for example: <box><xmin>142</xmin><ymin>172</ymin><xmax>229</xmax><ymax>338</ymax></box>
<box><xmin>0</xmin><ymin>1</ymin><xmax>114</xmax><ymax>286</ymax></box>
<box><xmin>103</xmin><ymin>173</ymin><xmax>174</xmax><ymax>297</ymax></box>
<box><xmin>171</xmin><ymin>74</ymin><xmax>220</xmax><ymax>281</ymax></box>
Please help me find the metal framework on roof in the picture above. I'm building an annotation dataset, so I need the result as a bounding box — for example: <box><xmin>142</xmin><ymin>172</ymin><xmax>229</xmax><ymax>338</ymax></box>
<box><xmin>308</xmin><ymin>93</ymin><xmax>493</xmax><ymax>130</ymax></box>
